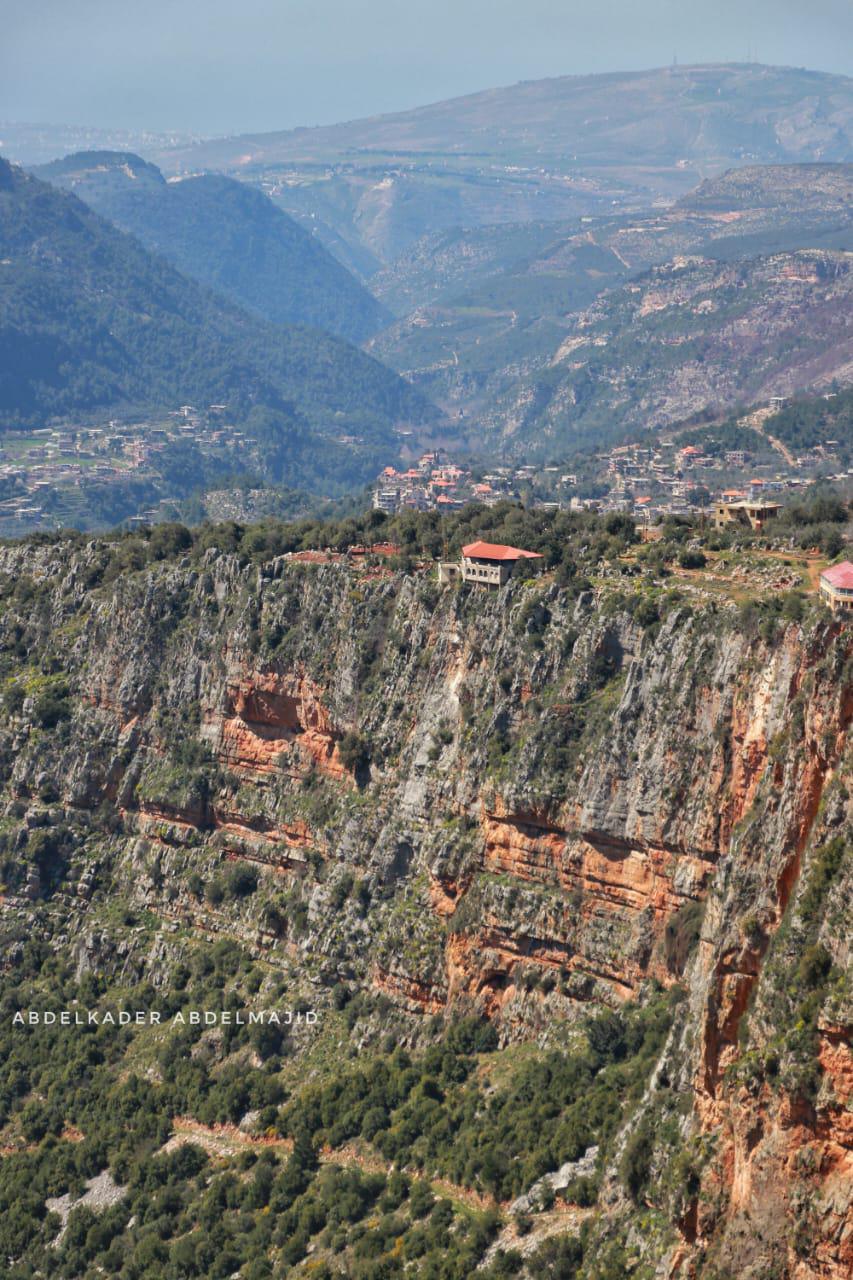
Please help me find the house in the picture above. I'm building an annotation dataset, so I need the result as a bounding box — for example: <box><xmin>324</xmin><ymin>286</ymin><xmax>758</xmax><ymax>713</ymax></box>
<box><xmin>372</xmin><ymin>487</ymin><xmax>400</xmax><ymax>514</ymax></box>
<box><xmin>713</xmin><ymin>501</ymin><xmax>781</xmax><ymax>531</ymax></box>
<box><xmin>677</xmin><ymin>445</ymin><xmax>704</xmax><ymax>469</ymax></box>
<box><xmin>819</xmin><ymin>562</ymin><xmax>853</xmax><ymax>615</ymax></box>
<box><xmin>460</xmin><ymin>541</ymin><xmax>544</xmax><ymax>587</ymax></box>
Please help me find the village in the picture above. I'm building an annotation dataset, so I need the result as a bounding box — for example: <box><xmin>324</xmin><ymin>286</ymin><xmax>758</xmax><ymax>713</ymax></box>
<box><xmin>372</xmin><ymin>399</ymin><xmax>850</xmax><ymax>527</ymax></box>
<box><xmin>0</xmin><ymin>406</ymin><xmax>256</xmax><ymax>538</ymax></box>
<box><xmin>0</xmin><ymin>396</ymin><xmax>848</xmax><ymax>543</ymax></box>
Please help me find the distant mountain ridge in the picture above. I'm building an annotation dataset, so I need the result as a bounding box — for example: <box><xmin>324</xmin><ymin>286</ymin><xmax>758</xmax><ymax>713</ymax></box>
<box><xmin>155</xmin><ymin>64</ymin><xmax>853</xmax><ymax>175</ymax></box>
<box><xmin>0</xmin><ymin>156</ymin><xmax>431</xmax><ymax>491</ymax></box>
<box><xmin>143</xmin><ymin>63</ymin><xmax>853</xmax><ymax>269</ymax></box>
<box><xmin>34</xmin><ymin>150</ymin><xmax>389</xmax><ymax>342</ymax></box>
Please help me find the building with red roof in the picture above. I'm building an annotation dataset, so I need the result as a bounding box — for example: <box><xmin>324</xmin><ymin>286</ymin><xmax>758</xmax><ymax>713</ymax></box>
<box><xmin>461</xmin><ymin>541</ymin><xmax>544</xmax><ymax>587</ymax></box>
<box><xmin>819</xmin><ymin>561</ymin><xmax>853</xmax><ymax>615</ymax></box>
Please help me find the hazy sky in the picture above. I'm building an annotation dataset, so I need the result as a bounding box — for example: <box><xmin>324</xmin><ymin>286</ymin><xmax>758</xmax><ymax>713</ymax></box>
<box><xmin>1</xmin><ymin>0</ymin><xmax>852</xmax><ymax>137</ymax></box>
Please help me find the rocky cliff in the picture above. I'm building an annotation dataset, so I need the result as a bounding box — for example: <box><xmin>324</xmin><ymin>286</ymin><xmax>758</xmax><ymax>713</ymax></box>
<box><xmin>0</xmin><ymin>535</ymin><xmax>849</xmax><ymax>1277</ymax></box>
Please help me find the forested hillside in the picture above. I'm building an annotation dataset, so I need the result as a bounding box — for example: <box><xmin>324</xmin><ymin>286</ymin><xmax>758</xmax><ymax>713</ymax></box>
<box><xmin>35</xmin><ymin>152</ymin><xmax>390</xmax><ymax>342</ymax></box>
<box><xmin>482</xmin><ymin>249</ymin><xmax>853</xmax><ymax>454</ymax></box>
<box><xmin>0</xmin><ymin>157</ymin><xmax>432</xmax><ymax>491</ymax></box>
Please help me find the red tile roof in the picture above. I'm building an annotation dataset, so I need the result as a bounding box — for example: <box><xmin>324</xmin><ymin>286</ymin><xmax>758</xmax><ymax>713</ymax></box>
<box><xmin>462</xmin><ymin>541</ymin><xmax>544</xmax><ymax>561</ymax></box>
<box><xmin>821</xmin><ymin>561</ymin><xmax>853</xmax><ymax>590</ymax></box>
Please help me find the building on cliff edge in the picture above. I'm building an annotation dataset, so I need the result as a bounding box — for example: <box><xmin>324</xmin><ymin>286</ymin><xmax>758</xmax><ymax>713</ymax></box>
<box><xmin>819</xmin><ymin>561</ymin><xmax>853</xmax><ymax>615</ymax></box>
<box><xmin>438</xmin><ymin>541</ymin><xmax>545</xmax><ymax>587</ymax></box>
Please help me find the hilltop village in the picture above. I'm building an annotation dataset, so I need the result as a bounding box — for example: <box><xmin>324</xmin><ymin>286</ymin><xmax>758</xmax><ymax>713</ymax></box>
<box><xmin>373</xmin><ymin>399</ymin><xmax>851</xmax><ymax>523</ymax></box>
<box><xmin>0</xmin><ymin>395</ymin><xmax>849</xmax><ymax>542</ymax></box>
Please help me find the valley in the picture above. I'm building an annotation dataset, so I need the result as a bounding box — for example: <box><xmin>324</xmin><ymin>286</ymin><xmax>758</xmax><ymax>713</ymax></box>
<box><xmin>153</xmin><ymin>64</ymin><xmax>853</xmax><ymax>266</ymax></box>
<box><xmin>1</xmin><ymin>47</ymin><xmax>852</xmax><ymax>1280</ymax></box>
<box><xmin>369</xmin><ymin>165</ymin><xmax>853</xmax><ymax>452</ymax></box>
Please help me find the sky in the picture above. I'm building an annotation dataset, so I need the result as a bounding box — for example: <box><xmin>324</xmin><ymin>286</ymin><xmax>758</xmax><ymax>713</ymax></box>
<box><xmin>1</xmin><ymin>0</ymin><xmax>852</xmax><ymax>138</ymax></box>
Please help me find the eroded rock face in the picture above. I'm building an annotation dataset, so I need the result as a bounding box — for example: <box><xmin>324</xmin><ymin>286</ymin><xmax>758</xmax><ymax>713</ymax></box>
<box><xmin>214</xmin><ymin>668</ymin><xmax>350</xmax><ymax>783</ymax></box>
<box><xmin>0</xmin><ymin>541</ymin><xmax>850</xmax><ymax>1274</ymax></box>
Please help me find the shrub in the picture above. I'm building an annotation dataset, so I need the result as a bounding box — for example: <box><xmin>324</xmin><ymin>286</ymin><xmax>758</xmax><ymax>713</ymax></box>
<box><xmin>225</xmin><ymin>863</ymin><xmax>260</xmax><ymax>899</ymax></box>
<box><xmin>32</xmin><ymin>680</ymin><xmax>73</xmax><ymax>728</ymax></box>
<box><xmin>586</xmin><ymin>1009</ymin><xmax>627</xmax><ymax>1066</ymax></box>
<box><xmin>338</xmin><ymin>732</ymin><xmax>368</xmax><ymax>773</ymax></box>
<box><xmin>620</xmin><ymin>1116</ymin><xmax>655</xmax><ymax>1202</ymax></box>
<box><xmin>205</xmin><ymin>879</ymin><xmax>225</xmax><ymax>906</ymax></box>
<box><xmin>663</xmin><ymin>899</ymin><xmax>705</xmax><ymax>976</ymax></box>
<box><xmin>633</xmin><ymin>597</ymin><xmax>660</xmax><ymax>628</ymax></box>
<box><xmin>3</xmin><ymin>683</ymin><xmax>25</xmax><ymax>715</ymax></box>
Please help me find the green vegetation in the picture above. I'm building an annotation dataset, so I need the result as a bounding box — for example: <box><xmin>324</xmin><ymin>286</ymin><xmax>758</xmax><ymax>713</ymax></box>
<box><xmin>662</xmin><ymin>899</ymin><xmax>705</xmax><ymax>977</ymax></box>
<box><xmin>0</xmin><ymin>157</ymin><xmax>431</xmax><ymax>492</ymax></box>
<box><xmin>734</xmin><ymin>837</ymin><xmax>850</xmax><ymax>1100</ymax></box>
<box><xmin>37</xmin><ymin>153</ymin><xmax>389</xmax><ymax>343</ymax></box>
<box><xmin>278</xmin><ymin>991</ymin><xmax>679</xmax><ymax>1201</ymax></box>
<box><xmin>765</xmin><ymin>384</ymin><xmax>853</xmax><ymax>460</ymax></box>
<box><xmin>0</xmin><ymin>498</ymin><xmax>650</xmax><ymax>591</ymax></box>
<box><xmin>0</xmin><ymin>485</ymin><xmax>848</xmax><ymax>1276</ymax></box>
<box><xmin>0</xmin><ymin>918</ymin><xmax>680</xmax><ymax>1278</ymax></box>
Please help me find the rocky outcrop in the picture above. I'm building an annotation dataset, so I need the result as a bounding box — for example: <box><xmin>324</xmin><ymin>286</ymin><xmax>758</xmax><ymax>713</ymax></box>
<box><xmin>0</xmin><ymin>541</ymin><xmax>849</xmax><ymax>1276</ymax></box>
<box><xmin>214</xmin><ymin>668</ymin><xmax>351</xmax><ymax>783</ymax></box>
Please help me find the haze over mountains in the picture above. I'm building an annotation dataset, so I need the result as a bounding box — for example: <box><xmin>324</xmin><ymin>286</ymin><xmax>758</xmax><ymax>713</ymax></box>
<box><xmin>34</xmin><ymin>152</ymin><xmax>389</xmax><ymax>342</ymax></box>
<box><xmin>1</xmin><ymin>62</ymin><xmax>853</xmax><ymax>510</ymax></box>
<box><xmin>369</xmin><ymin>162</ymin><xmax>853</xmax><ymax>453</ymax></box>
<box><xmin>0</xmin><ymin>157</ymin><xmax>429</xmax><ymax>491</ymax></box>
<box><xmin>0</xmin><ymin>121</ymin><xmax>199</xmax><ymax>168</ymax></box>
<box><xmin>150</xmin><ymin>64</ymin><xmax>853</xmax><ymax>267</ymax></box>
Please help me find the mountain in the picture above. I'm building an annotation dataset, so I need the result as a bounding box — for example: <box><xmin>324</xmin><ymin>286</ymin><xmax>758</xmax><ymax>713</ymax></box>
<box><xmin>370</xmin><ymin>220</ymin><xmax>575</xmax><ymax>316</ymax></box>
<box><xmin>367</xmin><ymin>164</ymin><xmax>853</xmax><ymax>447</ymax></box>
<box><xmin>150</xmin><ymin>64</ymin><xmax>853</xmax><ymax>264</ymax></box>
<box><xmin>483</xmin><ymin>248</ymin><xmax>853</xmax><ymax>453</ymax></box>
<box><xmin>678</xmin><ymin>161</ymin><xmax>853</xmax><ymax>212</ymax></box>
<box><xmin>374</xmin><ymin>163</ymin><xmax>853</xmax><ymax>318</ymax></box>
<box><xmin>0</xmin><ymin>156</ymin><xmax>432</xmax><ymax>491</ymax></box>
<box><xmin>34</xmin><ymin>151</ymin><xmax>390</xmax><ymax>343</ymax></box>
<box><xmin>0</xmin><ymin>504</ymin><xmax>850</xmax><ymax>1275</ymax></box>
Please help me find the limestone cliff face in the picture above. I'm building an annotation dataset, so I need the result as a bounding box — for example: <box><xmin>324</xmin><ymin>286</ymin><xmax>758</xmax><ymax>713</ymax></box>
<box><xmin>0</xmin><ymin>541</ymin><xmax>849</xmax><ymax>1274</ymax></box>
